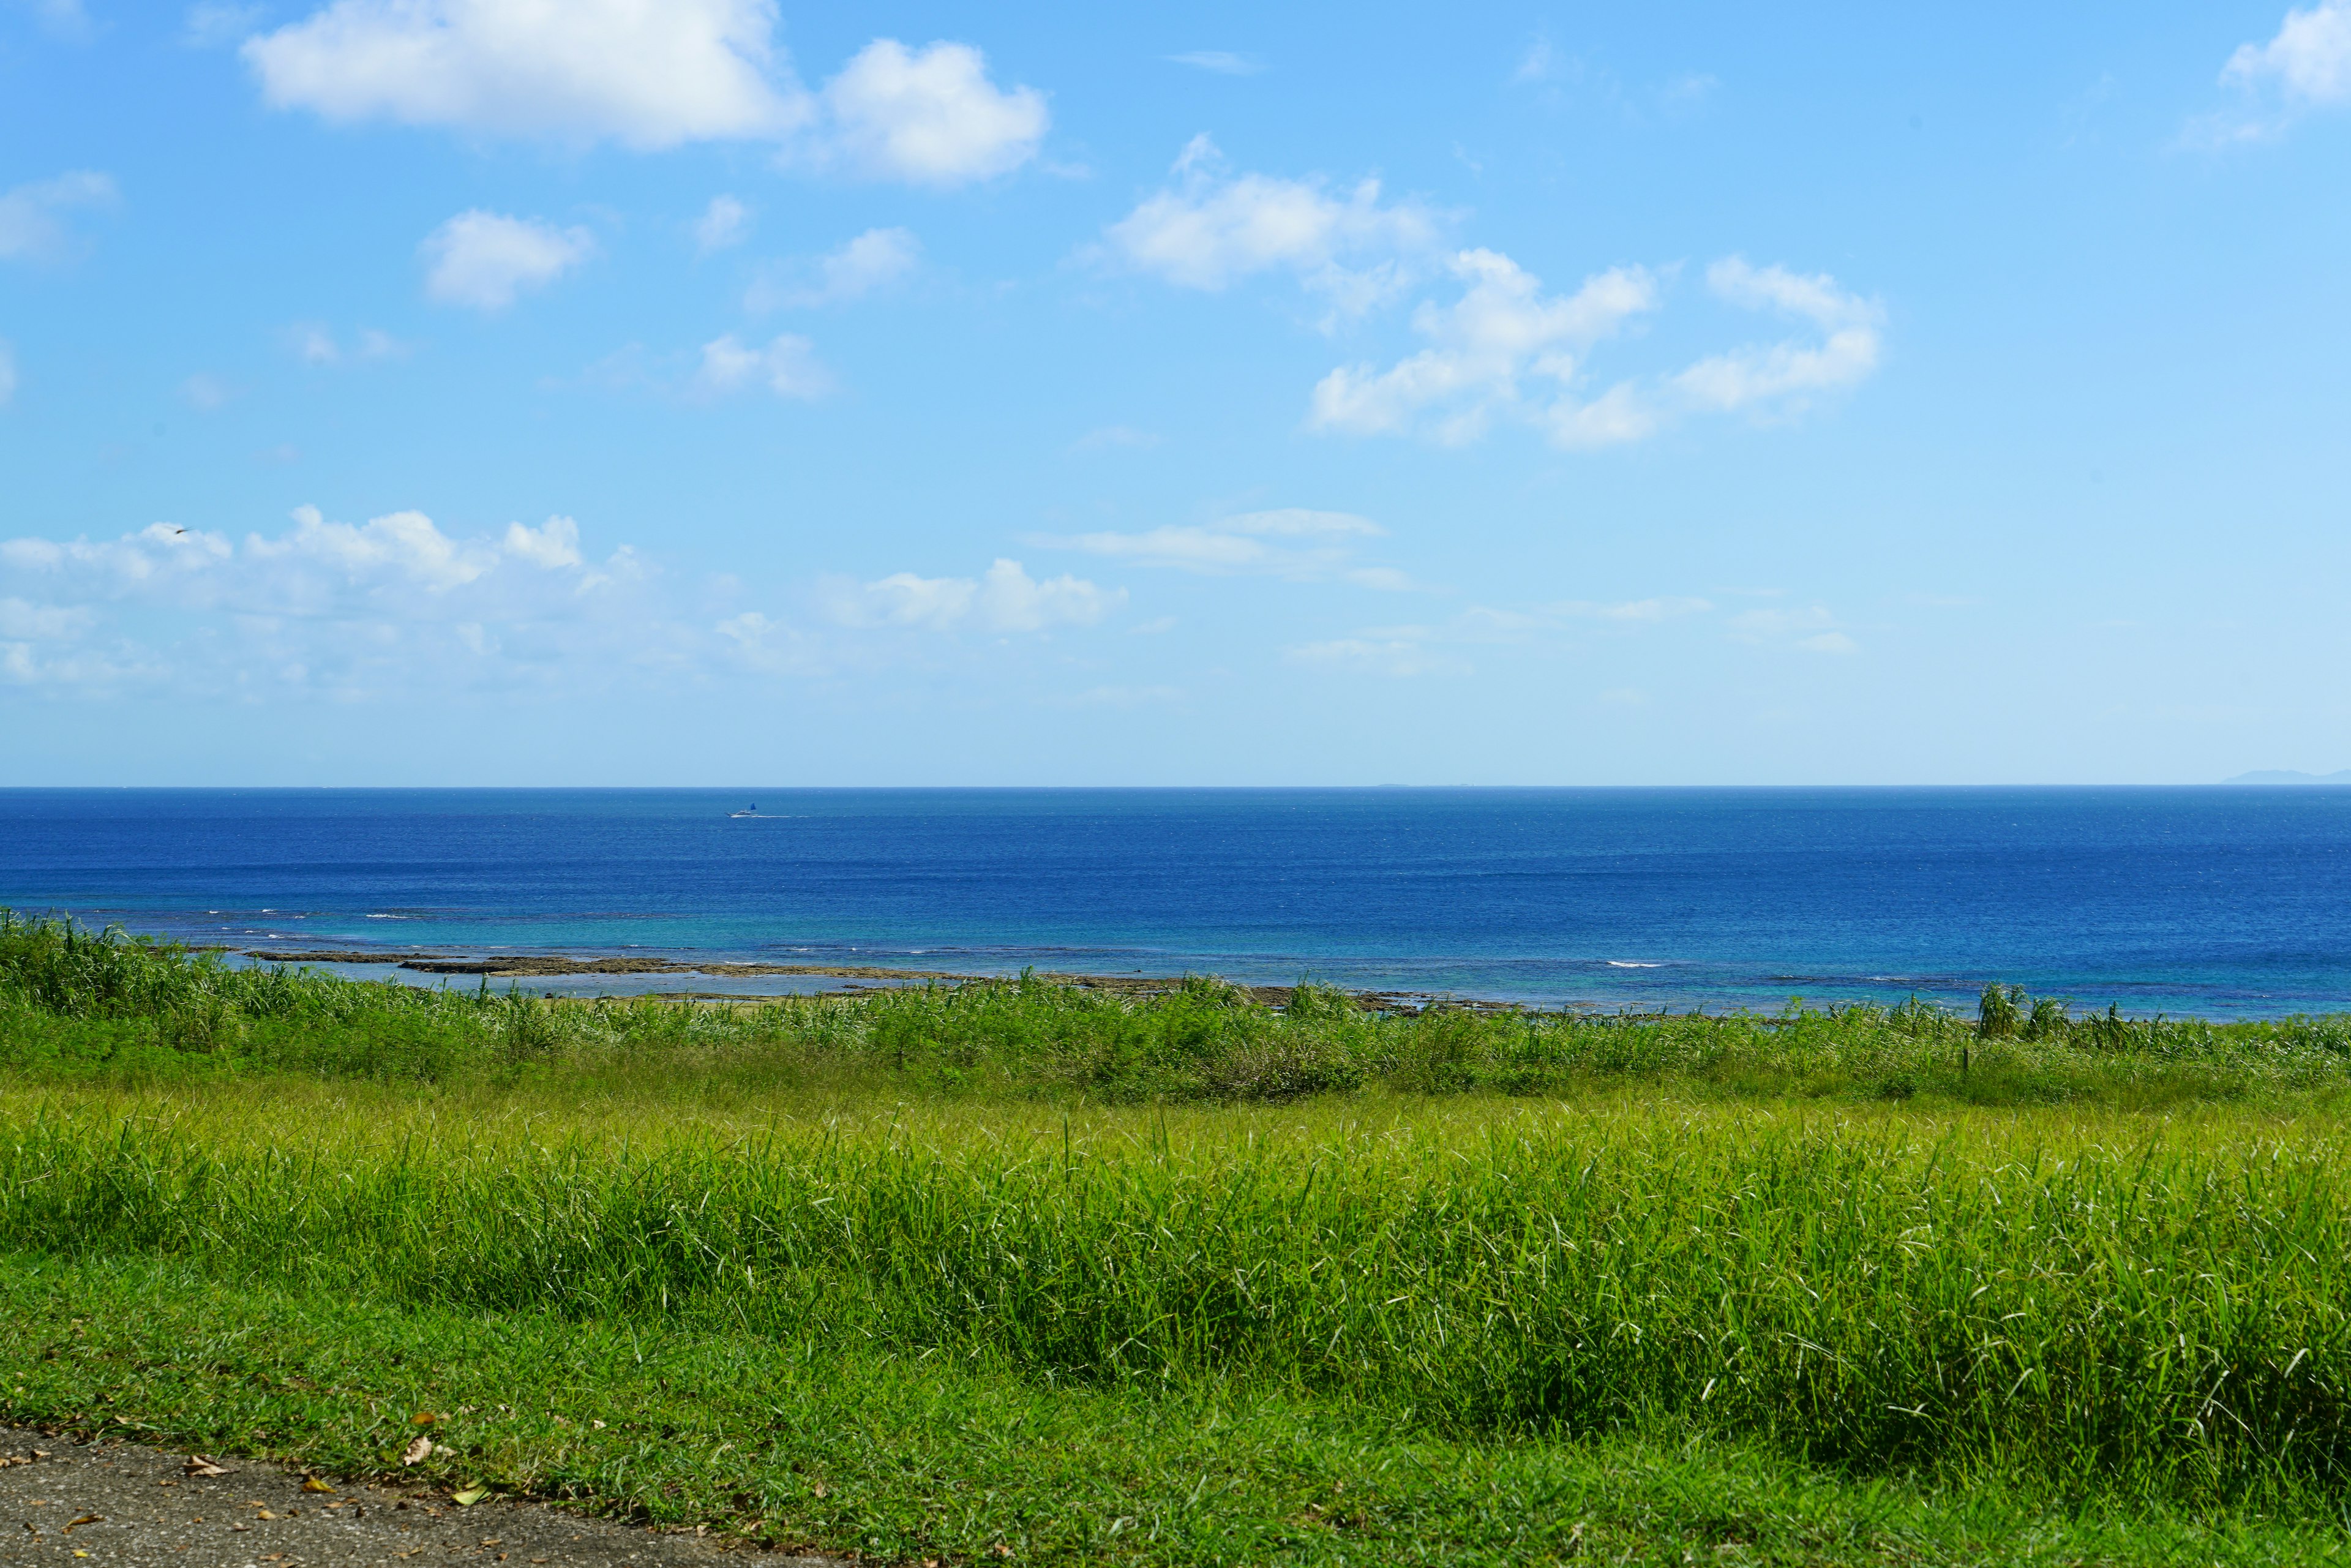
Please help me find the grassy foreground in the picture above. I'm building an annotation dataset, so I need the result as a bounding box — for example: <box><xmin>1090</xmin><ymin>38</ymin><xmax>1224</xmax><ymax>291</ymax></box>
<box><xmin>6</xmin><ymin>916</ymin><xmax>2351</xmax><ymax>1562</ymax></box>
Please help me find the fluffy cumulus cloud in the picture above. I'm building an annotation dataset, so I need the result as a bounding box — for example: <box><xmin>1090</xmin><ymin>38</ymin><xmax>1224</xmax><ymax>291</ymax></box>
<box><xmin>1311</xmin><ymin>250</ymin><xmax>1880</xmax><ymax>449</ymax></box>
<box><xmin>1</xmin><ymin>510</ymin><xmax>1131</xmax><ymax>696</ymax></box>
<box><xmin>0</xmin><ymin>507</ymin><xmax>647</xmax><ymax>695</ymax></box>
<box><xmin>2228</xmin><ymin>0</ymin><xmax>2351</xmax><ymax>103</ymax></box>
<box><xmin>1101</xmin><ymin>137</ymin><xmax>1441</xmax><ymax>317</ymax></box>
<box><xmin>695</xmin><ymin>332</ymin><xmax>831</xmax><ymax>398</ymax></box>
<box><xmin>1310</xmin><ymin>250</ymin><xmax>1659</xmax><ymax>445</ymax></box>
<box><xmin>0</xmin><ymin>170</ymin><xmax>118</xmax><ymax>264</ymax></box>
<box><xmin>813</xmin><ymin>40</ymin><xmax>1047</xmax><ymax>184</ymax></box>
<box><xmin>828</xmin><ymin>558</ymin><xmax>1122</xmax><ymax>634</ymax></box>
<box><xmin>2200</xmin><ymin>0</ymin><xmax>2351</xmax><ymax>140</ymax></box>
<box><xmin>239</xmin><ymin>1</ymin><xmax>1048</xmax><ymax>182</ymax></box>
<box><xmin>242</xmin><ymin>0</ymin><xmax>801</xmax><ymax>148</ymax></box>
<box><xmin>1037</xmin><ymin>508</ymin><xmax>1409</xmax><ymax>589</ymax></box>
<box><xmin>421</xmin><ymin>210</ymin><xmax>594</xmax><ymax>311</ymax></box>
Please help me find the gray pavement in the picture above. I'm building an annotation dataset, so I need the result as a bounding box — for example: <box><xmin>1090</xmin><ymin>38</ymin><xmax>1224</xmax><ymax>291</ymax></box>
<box><xmin>0</xmin><ymin>1430</ymin><xmax>844</xmax><ymax>1568</ymax></box>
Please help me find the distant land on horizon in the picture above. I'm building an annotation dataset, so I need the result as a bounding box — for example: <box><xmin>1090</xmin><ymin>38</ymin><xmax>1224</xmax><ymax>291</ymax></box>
<box><xmin>2225</xmin><ymin>770</ymin><xmax>2351</xmax><ymax>785</ymax></box>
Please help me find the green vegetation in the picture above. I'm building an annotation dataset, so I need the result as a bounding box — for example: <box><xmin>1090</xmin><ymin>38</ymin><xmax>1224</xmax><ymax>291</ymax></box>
<box><xmin>5</xmin><ymin>913</ymin><xmax>2351</xmax><ymax>1563</ymax></box>
<box><xmin>9</xmin><ymin>910</ymin><xmax>2351</xmax><ymax>1108</ymax></box>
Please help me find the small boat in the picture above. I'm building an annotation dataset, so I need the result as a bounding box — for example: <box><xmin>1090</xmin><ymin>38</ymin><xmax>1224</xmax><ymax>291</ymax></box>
<box><xmin>729</xmin><ymin>803</ymin><xmax>763</xmax><ymax>818</ymax></box>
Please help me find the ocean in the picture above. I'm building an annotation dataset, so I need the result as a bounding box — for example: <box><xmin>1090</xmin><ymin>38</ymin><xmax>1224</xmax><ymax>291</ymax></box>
<box><xmin>3</xmin><ymin>786</ymin><xmax>2349</xmax><ymax>1018</ymax></box>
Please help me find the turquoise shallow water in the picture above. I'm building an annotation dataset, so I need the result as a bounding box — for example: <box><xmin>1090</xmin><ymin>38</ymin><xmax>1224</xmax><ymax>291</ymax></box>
<box><xmin>4</xmin><ymin>786</ymin><xmax>2350</xmax><ymax>1017</ymax></box>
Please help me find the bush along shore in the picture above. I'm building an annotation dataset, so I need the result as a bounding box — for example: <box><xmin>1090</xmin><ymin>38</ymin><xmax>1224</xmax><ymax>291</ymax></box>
<box><xmin>6</xmin><ymin>911</ymin><xmax>2351</xmax><ymax>1564</ymax></box>
<box><xmin>6</xmin><ymin>910</ymin><xmax>2350</xmax><ymax>1106</ymax></box>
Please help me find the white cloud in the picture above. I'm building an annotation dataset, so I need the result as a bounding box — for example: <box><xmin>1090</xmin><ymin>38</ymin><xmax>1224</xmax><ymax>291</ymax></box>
<box><xmin>0</xmin><ymin>341</ymin><xmax>15</xmax><ymax>408</ymax></box>
<box><xmin>748</xmin><ymin>227</ymin><xmax>919</xmax><ymax>310</ymax></box>
<box><xmin>812</xmin><ymin>40</ymin><xmax>1046</xmax><ymax>184</ymax></box>
<box><xmin>695</xmin><ymin>193</ymin><xmax>750</xmax><ymax>252</ymax></box>
<box><xmin>2225</xmin><ymin>0</ymin><xmax>2351</xmax><ymax>105</ymax></box>
<box><xmin>696</xmin><ymin>332</ymin><xmax>831</xmax><ymax>399</ymax></box>
<box><xmin>1673</xmin><ymin>257</ymin><xmax>1883</xmax><ymax>411</ymax></box>
<box><xmin>0</xmin><ymin>507</ymin><xmax>662</xmax><ymax>695</ymax></box>
<box><xmin>1038</xmin><ymin>508</ymin><xmax>1408</xmax><ymax>587</ymax></box>
<box><xmin>500</xmin><ymin>515</ymin><xmax>582</xmax><ymax>568</ymax></box>
<box><xmin>246</xmin><ymin>505</ymin><xmax>509</xmax><ymax>591</ymax></box>
<box><xmin>2197</xmin><ymin>0</ymin><xmax>2351</xmax><ymax>141</ymax></box>
<box><xmin>2</xmin><ymin>510</ymin><xmax>1132</xmax><ymax>697</ymax></box>
<box><xmin>0</xmin><ymin>508</ymin><xmax>594</xmax><ymax>610</ymax></box>
<box><xmin>242</xmin><ymin>0</ymin><xmax>802</xmax><ymax>149</ymax></box>
<box><xmin>421</xmin><ymin>211</ymin><xmax>593</xmax><ymax>311</ymax></box>
<box><xmin>241</xmin><ymin>4</ymin><xmax>1049</xmax><ymax>184</ymax></box>
<box><xmin>831</xmin><ymin>558</ymin><xmax>1122</xmax><ymax>634</ymax></box>
<box><xmin>1310</xmin><ymin>249</ymin><xmax>1659</xmax><ymax>444</ymax></box>
<box><xmin>1100</xmin><ymin>136</ymin><xmax>1440</xmax><ymax>315</ymax></box>
<box><xmin>0</xmin><ymin>170</ymin><xmax>118</xmax><ymax>264</ymax></box>
<box><xmin>1167</xmin><ymin>51</ymin><xmax>1263</xmax><ymax>75</ymax></box>
<box><xmin>1311</xmin><ymin>250</ymin><xmax>1880</xmax><ymax>449</ymax></box>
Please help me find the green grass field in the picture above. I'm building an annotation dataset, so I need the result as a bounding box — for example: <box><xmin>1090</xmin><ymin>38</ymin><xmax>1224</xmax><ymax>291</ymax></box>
<box><xmin>6</xmin><ymin>913</ymin><xmax>2351</xmax><ymax>1563</ymax></box>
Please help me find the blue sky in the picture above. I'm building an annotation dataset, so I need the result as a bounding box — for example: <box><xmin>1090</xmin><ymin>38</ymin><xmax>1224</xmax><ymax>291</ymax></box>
<box><xmin>2</xmin><ymin>0</ymin><xmax>2347</xmax><ymax>786</ymax></box>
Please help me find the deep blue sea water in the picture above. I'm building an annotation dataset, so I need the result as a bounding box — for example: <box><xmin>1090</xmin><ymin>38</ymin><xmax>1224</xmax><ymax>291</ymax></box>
<box><xmin>4</xmin><ymin>787</ymin><xmax>2351</xmax><ymax>1017</ymax></box>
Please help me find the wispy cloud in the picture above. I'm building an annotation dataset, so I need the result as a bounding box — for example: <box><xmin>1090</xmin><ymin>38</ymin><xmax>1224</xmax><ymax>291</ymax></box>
<box><xmin>1727</xmin><ymin>604</ymin><xmax>1859</xmax><ymax>654</ymax></box>
<box><xmin>1095</xmin><ymin>136</ymin><xmax>1444</xmax><ymax>321</ymax></box>
<box><xmin>823</xmin><ymin>558</ymin><xmax>1123</xmax><ymax>634</ymax></box>
<box><xmin>1311</xmin><ymin>251</ymin><xmax>1882</xmax><ymax>449</ymax></box>
<box><xmin>291</xmin><ymin>324</ymin><xmax>408</xmax><ymax>366</ymax></box>
<box><xmin>747</xmin><ymin>227</ymin><xmax>919</xmax><ymax>311</ymax></box>
<box><xmin>694</xmin><ymin>193</ymin><xmax>751</xmax><ymax>253</ymax></box>
<box><xmin>694</xmin><ymin>333</ymin><xmax>833</xmax><ymax>399</ymax></box>
<box><xmin>1166</xmin><ymin>51</ymin><xmax>1263</xmax><ymax>75</ymax></box>
<box><xmin>1288</xmin><ymin>635</ymin><xmax>1472</xmax><ymax>678</ymax></box>
<box><xmin>0</xmin><ymin>170</ymin><xmax>118</xmax><ymax>264</ymax></box>
<box><xmin>1034</xmin><ymin>508</ymin><xmax>1409</xmax><ymax>588</ymax></box>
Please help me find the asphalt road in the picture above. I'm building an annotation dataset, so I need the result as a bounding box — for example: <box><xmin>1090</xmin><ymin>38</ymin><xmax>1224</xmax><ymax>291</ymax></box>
<box><xmin>0</xmin><ymin>1429</ymin><xmax>844</xmax><ymax>1568</ymax></box>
